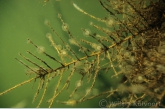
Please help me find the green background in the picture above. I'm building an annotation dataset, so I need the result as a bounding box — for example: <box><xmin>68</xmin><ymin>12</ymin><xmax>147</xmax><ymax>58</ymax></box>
<box><xmin>0</xmin><ymin>0</ymin><xmax>114</xmax><ymax>107</ymax></box>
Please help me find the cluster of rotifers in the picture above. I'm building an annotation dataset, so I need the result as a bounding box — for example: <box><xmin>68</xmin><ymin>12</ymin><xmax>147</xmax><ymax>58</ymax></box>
<box><xmin>0</xmin><ymin>0</ymin><xmax>165</xmax><ymax>107</ymax></box>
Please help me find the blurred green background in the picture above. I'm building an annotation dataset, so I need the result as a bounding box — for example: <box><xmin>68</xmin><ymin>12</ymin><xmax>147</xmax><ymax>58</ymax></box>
<box><xmin>0</xmin><ymin>0</ymin><xmax>115</xmax><ymax>107</ymax></box>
